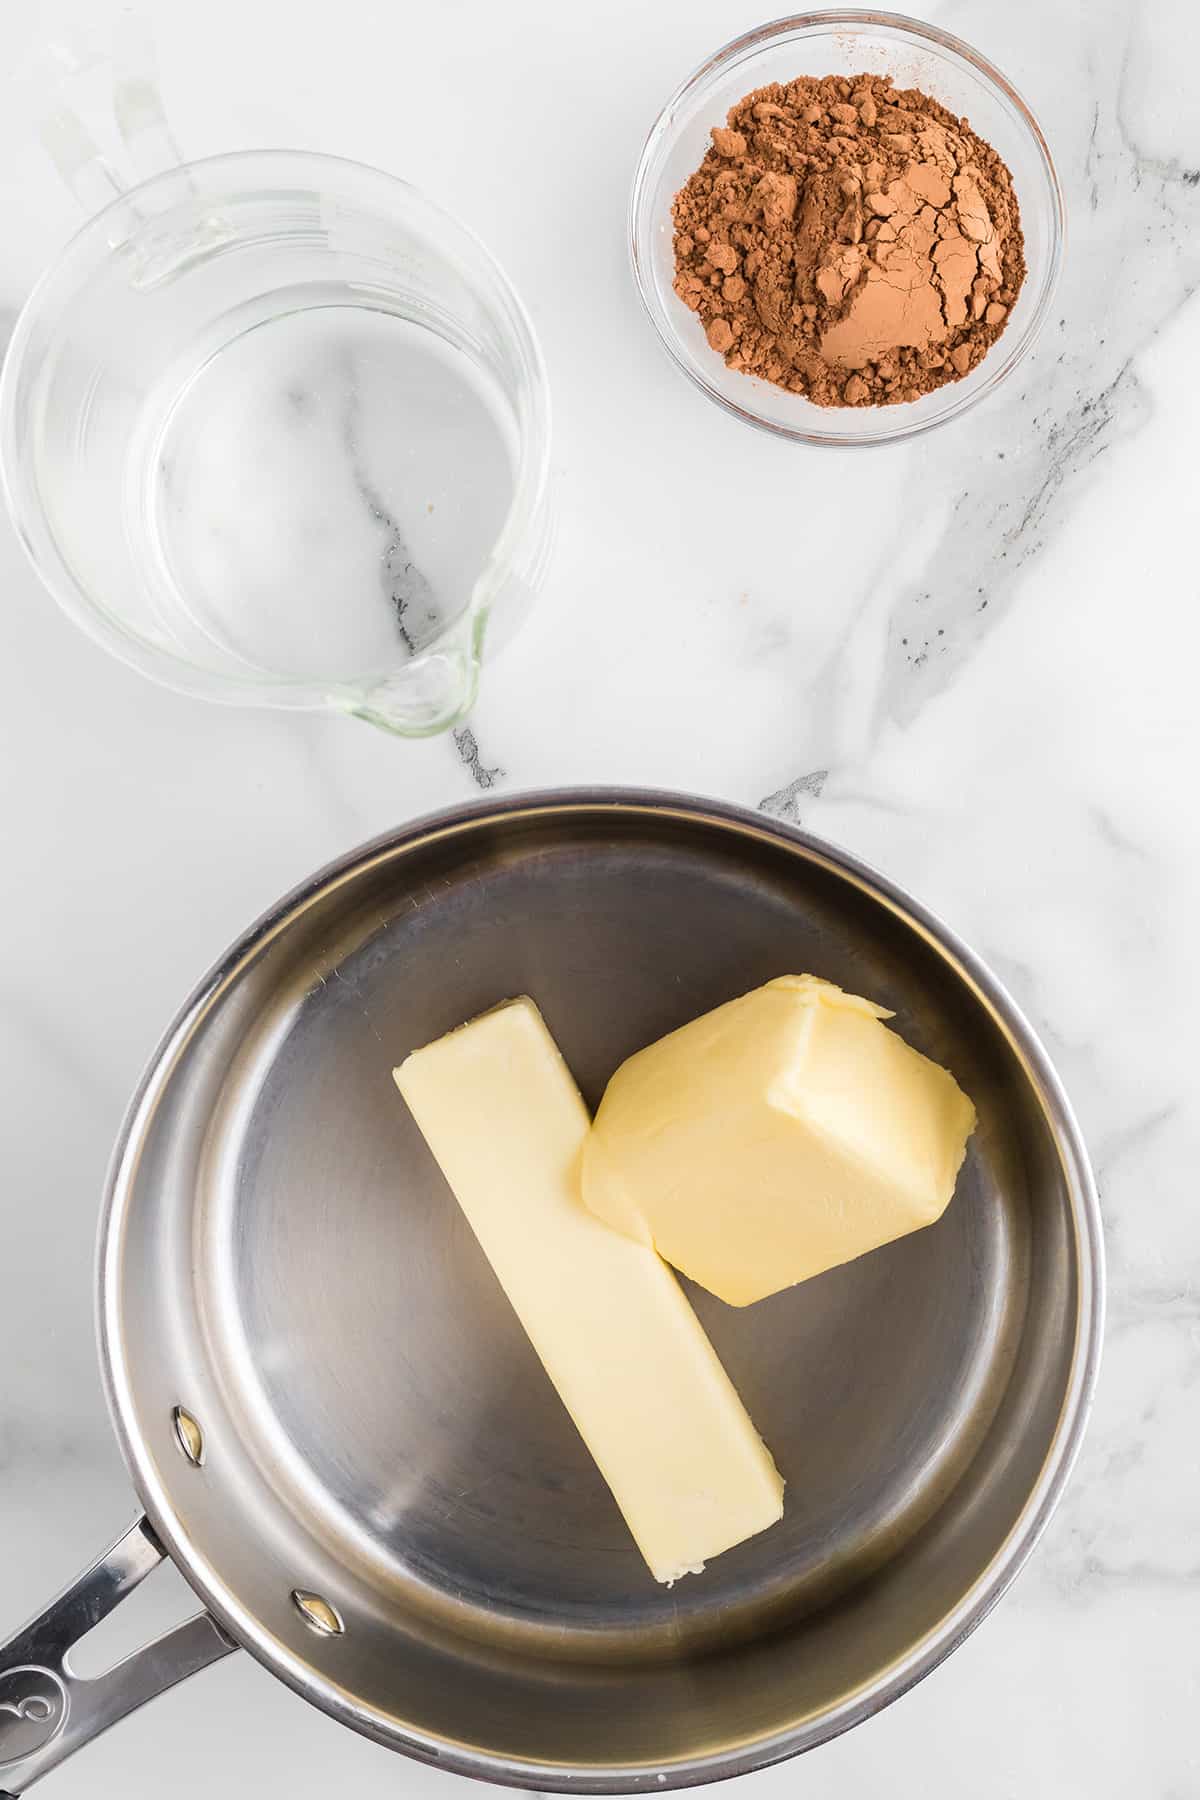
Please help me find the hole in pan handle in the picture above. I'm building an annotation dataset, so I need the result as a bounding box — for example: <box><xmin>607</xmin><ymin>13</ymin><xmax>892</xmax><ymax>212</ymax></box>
<box><xmin>0</xmin><ymin>1516</ymin><xmax>235</xmax><ymax>1793</ymax></box>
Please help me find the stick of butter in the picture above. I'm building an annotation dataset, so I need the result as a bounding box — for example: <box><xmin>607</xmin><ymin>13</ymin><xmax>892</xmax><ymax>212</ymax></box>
<box><xmin>583</xmin><ymin>975</ymin><xmax>976</xmax><ymax>1307</ymax></box>
<box><xmin>394</xmin><ymin>998</ymin><xmax>784</xmax><ymax>1584</ymax></box>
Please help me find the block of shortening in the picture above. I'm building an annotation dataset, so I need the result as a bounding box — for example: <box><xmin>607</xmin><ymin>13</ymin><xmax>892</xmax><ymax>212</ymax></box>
<box><xmin>583</xmin><ymin>975</ymin><xmax>976</xmax><ymax>1307</ymax></box>
<box><xmin>394</xmin><ymin>997</ymin><xmax>784</xmax><ymax>1584</ymax></box>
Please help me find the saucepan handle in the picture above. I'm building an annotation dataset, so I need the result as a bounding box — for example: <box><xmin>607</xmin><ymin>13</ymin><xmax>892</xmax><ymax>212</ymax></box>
<box><xmin>0</xmin><ymin>1515</ymin><xmax>235</xmax><ymax>1794</ymax></box>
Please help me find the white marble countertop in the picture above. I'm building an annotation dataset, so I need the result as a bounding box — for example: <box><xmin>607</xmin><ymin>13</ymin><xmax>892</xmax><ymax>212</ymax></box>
<box><xmin>1</xmin><ymin>0</ymin><xmax>1197</xmax><ymax>1794</ymax></box>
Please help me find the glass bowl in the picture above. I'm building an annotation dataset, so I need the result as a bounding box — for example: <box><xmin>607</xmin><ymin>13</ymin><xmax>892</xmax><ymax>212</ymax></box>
<box><xmin>629</xmin><ymin>10</ymin><xmax>1064</xmax><ymax>448</ymax></box>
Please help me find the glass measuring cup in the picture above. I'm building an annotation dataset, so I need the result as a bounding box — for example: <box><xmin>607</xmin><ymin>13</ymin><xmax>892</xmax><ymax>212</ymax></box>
<box><xmin>1</xmin><ymin>147</ymin><xmax>551</xmax><ymax>735</ymax></box>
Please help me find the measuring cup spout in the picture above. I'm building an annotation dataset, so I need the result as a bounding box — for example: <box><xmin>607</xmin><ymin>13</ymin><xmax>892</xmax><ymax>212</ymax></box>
<box><xmin>349</xmin><ymin>635</ymin><xmax>482</xmax><ymax>737</ymax></box>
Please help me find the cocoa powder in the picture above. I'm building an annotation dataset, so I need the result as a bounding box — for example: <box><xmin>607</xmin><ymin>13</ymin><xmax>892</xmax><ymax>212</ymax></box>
<box><xmin>672</xmin><ymin>74</ymin><xmax>1026</xmax><ymax>407</ymax></box>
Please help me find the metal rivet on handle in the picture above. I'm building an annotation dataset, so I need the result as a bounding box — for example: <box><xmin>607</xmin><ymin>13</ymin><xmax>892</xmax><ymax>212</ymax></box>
<box><xmin>171</xmin><ymin>1406</ymin><xmax>205</xmax><ymax>1467</ymax></box>
<box><xmin>291</xmin><ymin>1591</ymin><xmax>344</xmax><ymax>1637</ymax></box>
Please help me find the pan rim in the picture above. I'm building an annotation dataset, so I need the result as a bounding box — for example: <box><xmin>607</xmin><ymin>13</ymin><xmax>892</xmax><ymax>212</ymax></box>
<box><xmin>96</xmin><ymin>786</ymin><xmax>1104</xmax><ymax>1792</ymax></box>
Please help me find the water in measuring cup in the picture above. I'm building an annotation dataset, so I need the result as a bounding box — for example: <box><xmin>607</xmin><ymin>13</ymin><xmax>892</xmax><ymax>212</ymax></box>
<box><xmin>138</xmin><ymin>304</ymin><xmax>518</xmax><ymax>681</ymax></box>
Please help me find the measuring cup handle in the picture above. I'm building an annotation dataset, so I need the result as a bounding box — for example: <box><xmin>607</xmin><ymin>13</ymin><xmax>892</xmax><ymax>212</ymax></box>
<box><xmin>0</xmin><ymin>1516</ymin><xmax>235</xmax><ymax>1793</ymax></box>
<box><xmin>15</xmin><ymin>15</ymin><xmax>186</xmax><ymax>216</ymax></box>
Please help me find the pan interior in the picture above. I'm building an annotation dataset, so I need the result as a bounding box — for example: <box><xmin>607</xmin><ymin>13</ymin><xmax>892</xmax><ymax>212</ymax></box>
<box><xmin>106</xmin><ymin>803</ymin><xmax>1081</xmax><ymax>1778</ymax></box>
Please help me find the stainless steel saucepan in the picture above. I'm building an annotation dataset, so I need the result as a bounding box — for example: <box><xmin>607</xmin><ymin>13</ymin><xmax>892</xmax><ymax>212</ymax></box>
<box><xmin>0</xmin><ymin>790</ymin><xmax>1103</xmax><ymax>1795</ymax></box>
